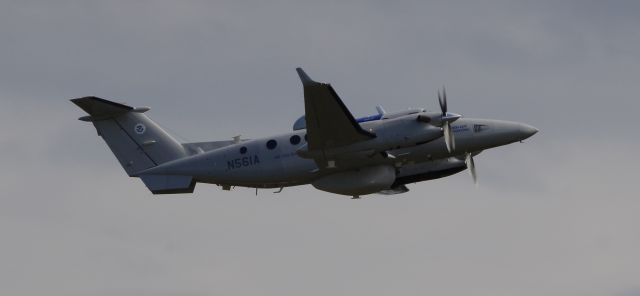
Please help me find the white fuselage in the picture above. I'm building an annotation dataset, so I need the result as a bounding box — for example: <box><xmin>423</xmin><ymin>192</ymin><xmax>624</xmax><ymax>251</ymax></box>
<box><xmin>142</xmin><ymin>112</ymin><xmax>537</xmax><ymax>189</ymax></box>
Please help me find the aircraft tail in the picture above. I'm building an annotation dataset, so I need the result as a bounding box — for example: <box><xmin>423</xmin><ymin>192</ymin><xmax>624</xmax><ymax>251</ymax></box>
<box><xmin>72</xmin><ymin>96</ymin><xmax>194</xmax><ymax>194</ymax></box>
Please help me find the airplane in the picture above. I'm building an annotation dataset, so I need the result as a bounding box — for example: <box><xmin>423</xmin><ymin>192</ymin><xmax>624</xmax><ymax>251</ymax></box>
<box><xmin>71</xmin><ymin>68</ymin><xmax>538</xmax><ymax>198</ymax></box>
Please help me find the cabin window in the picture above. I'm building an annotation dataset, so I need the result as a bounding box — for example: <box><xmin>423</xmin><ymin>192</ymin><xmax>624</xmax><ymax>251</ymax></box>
<box><xmin>239</xmin><ymin>146</ymin><xmax>247</xmax><ymax>154</ymax></box>
<box><xmin>266</xmin><ymin>139</ymin><xmax>277</xmax><ymax>150</ymax></box>
<box><xmin>290</xmin><ymin>135</ymin><xmax>301</xmax><ymax>145</ymax></box>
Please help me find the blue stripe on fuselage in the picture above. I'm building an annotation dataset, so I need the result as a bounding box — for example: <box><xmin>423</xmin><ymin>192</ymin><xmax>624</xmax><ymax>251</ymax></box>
<box><xmin>356</xmin><ymin>114</ymin><xmax>383</xmax><ymax>123</ymax></box>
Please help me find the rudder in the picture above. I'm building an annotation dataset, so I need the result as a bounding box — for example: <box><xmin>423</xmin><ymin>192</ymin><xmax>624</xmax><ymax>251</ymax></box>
<box><xmin>72</xmin><ymin>96</ymin><xmax>188</xmax><ymax>177</ymax></box>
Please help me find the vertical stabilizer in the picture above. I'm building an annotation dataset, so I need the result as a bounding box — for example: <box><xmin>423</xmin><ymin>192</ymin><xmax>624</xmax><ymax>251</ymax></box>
<box><xmin>71</xmin><ymin>96</ymin><xmax>188</xmax><ymax>177</ymax></box>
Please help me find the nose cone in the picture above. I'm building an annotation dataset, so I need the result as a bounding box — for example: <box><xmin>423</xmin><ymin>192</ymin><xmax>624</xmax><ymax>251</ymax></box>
<box><xmin>519</xmin><ymin>123</ymin><xmax>538</xmax><ymax>140</ymax></box>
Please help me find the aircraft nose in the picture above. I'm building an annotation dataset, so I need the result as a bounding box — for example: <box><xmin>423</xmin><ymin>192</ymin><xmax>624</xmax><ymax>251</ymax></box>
<box><xmin>518</xmin><ymin>123</ymin><xmax>538</xmax><ymax>140</ymax></box>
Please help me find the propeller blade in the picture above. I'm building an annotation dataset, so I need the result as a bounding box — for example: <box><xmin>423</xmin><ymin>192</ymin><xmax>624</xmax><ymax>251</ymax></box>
<box><xmin>450</xmin><ymin>126</ymin><xmax>456</xmax><ymax>151</ymax></box>
<box><xmin>437</xmin><ymin>86</ymin><xmax>458</xmax><ymax>152</ymax></box>
<box><xmin>465</xmin><ymin>153</ymin><xmax>478</xmax><ymax>186</ymax></box>
<box><xmin>442</xmin><ymin>86</ymin><xmax>447</xmax><ymax>112</ymax></box>
<box><xmin>438</xmin><ymin>87</ymin><xmax>447</xmax><ymax>115</ymax></box>
<box><xmin>443</xmin><ymin>121</ymin><xmax>455</xmax><ymax>152</ymax></box>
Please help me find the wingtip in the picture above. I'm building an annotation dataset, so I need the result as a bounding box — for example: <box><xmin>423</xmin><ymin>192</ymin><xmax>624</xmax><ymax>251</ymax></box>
<box><xmin>70</xmin><ymin>97</ymin><xmax>90</xmax><ymax>107</ymax></box>
<box><xmin>70</xmin><ymin>97</ymin><xmax>86</xmax><ymax>104</ymax></box>
<box><xmin>296</xmin><ymin>67</ymin><xmax>315</xmax><ymax>85</ymax></box>
<box><xmin>70</xmin><ymin>96</ymin><xmax>101</xmax><ymax>105</ymax></box>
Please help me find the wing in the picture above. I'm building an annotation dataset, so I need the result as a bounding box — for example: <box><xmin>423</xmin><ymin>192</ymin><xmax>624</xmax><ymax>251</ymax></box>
<box><xmin>296</xmin><ymin>68</ymin><xmax>375</xmax><ymax>151</ymax></box>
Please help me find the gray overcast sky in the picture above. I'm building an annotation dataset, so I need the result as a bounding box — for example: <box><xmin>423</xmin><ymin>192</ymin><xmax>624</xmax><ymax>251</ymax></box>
<box><xmin>1</xmin><ymin>0</ymin><xmax>639</xmax><ymax>295</ymax></box>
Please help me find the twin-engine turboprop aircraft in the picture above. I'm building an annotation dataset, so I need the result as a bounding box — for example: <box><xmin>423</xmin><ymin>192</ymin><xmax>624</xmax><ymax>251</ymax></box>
<box><xmin>72</xmin><ymin>68</ymin><xmax>537</xmax><ymax>198</ymax></box>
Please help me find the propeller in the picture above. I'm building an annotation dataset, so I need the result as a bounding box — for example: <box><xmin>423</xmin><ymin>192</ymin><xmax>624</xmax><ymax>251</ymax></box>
<box><xmin>438</xmin><ymin>86</ymin><xmax>448</xmax><ymax>114</ymax></box>
<box><xmin>438</xmin><ymin>87</ymin><xmax>460</xmax><ymax>153</ymax></box>
<box><xmin>438</xmin><ymin>87</ymin><xmax>474</xmax><ymax>185</ymax></box>
<box><xmin>465</xmin><ymin>153</ymin><xmax>478</xmax><ymax>186</ymax></box>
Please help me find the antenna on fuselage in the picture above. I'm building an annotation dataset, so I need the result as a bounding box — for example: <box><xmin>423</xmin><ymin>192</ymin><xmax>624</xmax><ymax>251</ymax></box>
<box><xmin>375</xmin><ymin>105</ymin><xmax>386</xmax><ymax>116</ymax></box>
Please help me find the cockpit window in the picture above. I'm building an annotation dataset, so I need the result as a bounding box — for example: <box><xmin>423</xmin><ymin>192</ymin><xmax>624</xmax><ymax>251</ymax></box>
<box><xmin>473</xmin><ymin>124</ymin><xmax>488</xmax><ymax>133</ymax></box>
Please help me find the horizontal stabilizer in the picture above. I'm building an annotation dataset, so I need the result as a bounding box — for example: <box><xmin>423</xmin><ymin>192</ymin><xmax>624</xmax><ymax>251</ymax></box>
<box><xmin>182</xmin><ymin>140</ymin><xmax>244</xmax><ymax>154</ymax></box>
<box><xmin>71</xmin><ymin>96</ymin><xmax>133</xmax><ymax>119</ymax></box>
<box><xmin>140</xmin><ymin>175</ymin><xmax>196</xmax><ymax>194</ymax></box>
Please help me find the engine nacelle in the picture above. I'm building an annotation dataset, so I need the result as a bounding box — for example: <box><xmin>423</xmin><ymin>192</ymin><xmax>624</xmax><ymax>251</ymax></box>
<box><xmin>394</xmin><ymin>158</ymin><xmax>468</xmax><ymax>185</ymax></box>
<box><xmin>312</xmin><ymin>165</ymin><xmax>396</xmax><ymax>196</ymax></box>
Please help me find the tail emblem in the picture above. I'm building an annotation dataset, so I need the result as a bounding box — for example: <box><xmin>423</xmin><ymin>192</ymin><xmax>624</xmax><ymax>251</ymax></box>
<box><xmin>134</xmin><ymin>123</ymin><xmax>146</xmax><ymax>134</ymax></box>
